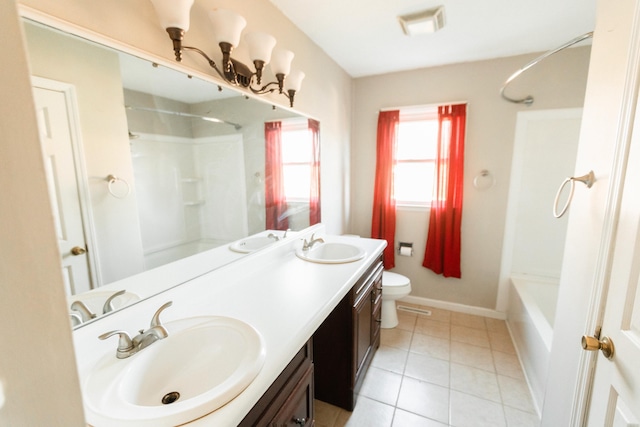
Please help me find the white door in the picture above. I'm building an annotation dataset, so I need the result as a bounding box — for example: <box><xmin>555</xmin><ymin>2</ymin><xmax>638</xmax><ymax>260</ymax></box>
<box><xmin>33</xmin><ymin>81</ymin><xmax>94</xmax><ymax>295</ymax></box>
<box><xmin>584</xmin><ymin>93</ymin><xmax>640</xmax><ymax>426</ymax></box>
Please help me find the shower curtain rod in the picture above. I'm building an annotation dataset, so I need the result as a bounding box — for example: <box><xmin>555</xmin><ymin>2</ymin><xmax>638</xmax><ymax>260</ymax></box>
<box><xmin>125</xmin><ymin>105</ymin><xmax>242</xmax><ymax>130</ymax></box>
<box><xmin>500</xmin><ymin>31</ymin><xmax>594</xmax><ymax>106</ymax></box>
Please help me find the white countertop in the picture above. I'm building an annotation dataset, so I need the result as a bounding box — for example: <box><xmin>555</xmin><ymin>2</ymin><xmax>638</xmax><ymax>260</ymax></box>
<box><xmin>72</xmin><ymin>226</ymin><xmax>386</xmax><ymax>426</ymax></box>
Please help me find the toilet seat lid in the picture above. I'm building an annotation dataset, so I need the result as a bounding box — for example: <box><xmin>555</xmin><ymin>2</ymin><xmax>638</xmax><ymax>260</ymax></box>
<box><xmin>383</xmin><ymin>271</ymin><xmax>410</xmax><ymax>287</ymax></box>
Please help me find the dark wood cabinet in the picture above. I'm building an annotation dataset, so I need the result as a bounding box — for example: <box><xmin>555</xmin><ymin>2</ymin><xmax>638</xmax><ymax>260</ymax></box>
<box><xmin>270</xmin><ymin>364</ymin><xmax>314</xmax><ymax>427</ymax></box>
<box><xmin>313</xmin><ymin>255</ymin><xmax>383</xmax><ymax>411</ymax></box>
<box><xmin>240</xmin><ymin>253</ymin><xmax>383</xmax><ymax>424</ymax></box>
<box><xmin>239</xmin><ymin>340</ymin><xmax>314</xmax><ymax>427</ymax></box>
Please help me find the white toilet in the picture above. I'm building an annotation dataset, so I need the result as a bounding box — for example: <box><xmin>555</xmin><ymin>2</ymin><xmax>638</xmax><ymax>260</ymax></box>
<box><xmin>381</xmin><ymin>271</ymin><xmax>412</xmax><ymax>328</ymax></box>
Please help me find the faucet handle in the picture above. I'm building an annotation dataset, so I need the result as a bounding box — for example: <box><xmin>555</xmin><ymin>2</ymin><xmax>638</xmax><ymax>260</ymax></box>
<box><xmin>70</xmin><ymin>300</ymin><xmax>96</xmax><ymax>322</ymax></box>
<box><xmin>150</xmin><ymin>301</ymin><xmax>173</xmax><ymax>329</ymax></box>
<box><xmin>99</xmin><ymin>330</ymin><xmax>134</xmax><ymax>358</ymax></box>
<box><xmin>102</xmin><ymin>289</ymin><xmax>126</xmax><ymax>314</ymax></box>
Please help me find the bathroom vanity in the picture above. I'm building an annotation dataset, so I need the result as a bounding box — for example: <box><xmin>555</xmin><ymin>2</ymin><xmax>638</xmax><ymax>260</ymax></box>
<box><xmin>71</xmin><ymin>226</ymin><xmax>386</xmax><ymax>426</ymax></box>
<box><xmin>313</xmin><ymin>254</ymin><xmax>383</xmax><ymax>410</ymax></box>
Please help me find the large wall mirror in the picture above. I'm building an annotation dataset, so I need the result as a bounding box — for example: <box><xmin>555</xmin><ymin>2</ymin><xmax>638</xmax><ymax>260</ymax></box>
<box><xmin>22</xmin><ymin>17</ymin><xmax>320</xmax><ymax>328</ymax></box>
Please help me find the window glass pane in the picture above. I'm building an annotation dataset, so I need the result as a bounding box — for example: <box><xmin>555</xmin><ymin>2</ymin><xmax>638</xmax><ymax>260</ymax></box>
<box><xmin>397</xmin><ymin>120</ymin><xmax>438</xmax><ymax>160</ymax></box>
<box><xmin>394</xmin><ymin>162</ymin><xmax>434</xmax><ymax>204</ymax></box>
<box><xmin>282</xmin><ymin>129</ymin><xmax>311</xmax><ymax>163</ymax></box>
<box><xmin>283</xmin><ymin>165</ymin><xmax>310</xmax><ymax>200</ymax></box>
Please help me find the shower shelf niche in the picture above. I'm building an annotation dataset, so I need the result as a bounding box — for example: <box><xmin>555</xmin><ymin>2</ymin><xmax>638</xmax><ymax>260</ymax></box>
<box><xmin>181</xmin><ymin>177</ymin><xmax>204</xmax><ymax>207</ymax></box>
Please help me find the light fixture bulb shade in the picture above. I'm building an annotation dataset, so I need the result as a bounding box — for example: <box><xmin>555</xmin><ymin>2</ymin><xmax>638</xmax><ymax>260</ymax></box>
<box><xmin>270</xmin><ymin>49</ymin><xmax>295</xmax><ymax>76</ymax></box>
<box><xmin>245</xmin><ymin>32</ymin><xmax>277</xmax><ymax>64</ymax></box>
<box><xmin>285</xmin><ymin>69</ymin><xmax>305</xmax><ymax>92</ymax></box>
<box><xmin>149</xmin><ymin>0</ymin><xmax>194</xmax><ymax>31</ymax></box>
<box><xmin>209</xmin><ymin>8</ymin><xmax>247</xmax><ymax>47</ymax></box>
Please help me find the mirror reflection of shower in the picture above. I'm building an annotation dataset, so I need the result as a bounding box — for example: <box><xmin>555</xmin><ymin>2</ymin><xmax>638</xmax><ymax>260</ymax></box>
<box><xmin>131</xmin><ymin>133</ymin><xmax>249</xmax><ymax>269</ymax></box>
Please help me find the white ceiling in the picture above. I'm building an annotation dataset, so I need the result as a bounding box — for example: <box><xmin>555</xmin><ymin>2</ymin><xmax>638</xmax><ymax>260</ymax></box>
<box><xmin>269</xmin><ymin>0</ymin><xmax>597</xmax><ymax>78</ymax></box>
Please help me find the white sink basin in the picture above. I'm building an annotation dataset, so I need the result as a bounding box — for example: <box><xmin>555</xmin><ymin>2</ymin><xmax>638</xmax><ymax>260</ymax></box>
<box><xmin>83</xmin><ymin>316</ymin><xmax>265</xmax><ymax>427</ymax></box>
<box><xmin>229</xmin><ymin>236</ymin><xmax>276</xmax><ymax>253</ymax></box>
<box><xmin>296</xmin><ymin>242</ymin><xmax>366</xmax><ymax>264</ymax></box>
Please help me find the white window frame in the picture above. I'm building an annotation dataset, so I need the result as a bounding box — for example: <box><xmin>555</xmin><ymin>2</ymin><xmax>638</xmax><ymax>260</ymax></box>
<box><xmin>280</xmin><ymin>118</ymin><xmax>312</xmax><ymax>203</ymax></box>
<box><xmin>394</xmin><ymin>106</ymin><xmax>439</xmax><ymax>208</ymax></box>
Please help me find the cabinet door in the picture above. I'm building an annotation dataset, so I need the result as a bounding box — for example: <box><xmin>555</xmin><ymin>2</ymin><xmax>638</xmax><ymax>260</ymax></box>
<box><xmin>371</xmin><ymin>271</ymin><xmax>383</xmax><ymax>346</ymax></box>
<box><xmin>353</xmin><ymin>289</ymin><xmax>373</xmax><ymax>380</ymax></box>
<box><xmin>270</xmin><ymin>364</ymin><xmax>314</xmax><ymax>427</ymax></box>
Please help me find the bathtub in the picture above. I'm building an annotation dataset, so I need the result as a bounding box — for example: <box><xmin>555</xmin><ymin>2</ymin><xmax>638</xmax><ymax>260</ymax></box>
<box><xmin>507</xmin><ymin>275</ymin><xmax>559</xmax><ymax>414</ymax></box>
<box><xmin>143</xmin><ymin>239</ymin><xmax>228</xmax><ymax>269</ymax></box>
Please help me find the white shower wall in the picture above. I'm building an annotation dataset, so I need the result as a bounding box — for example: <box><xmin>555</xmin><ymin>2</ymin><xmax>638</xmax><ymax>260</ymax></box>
<box><xmin>195</xmin><ymin>134</ymin><xmax>249</xmax><ymax>241</ymax></box>
<box><xmin>509</xmin><ymin>109</ymin><xmax>582</xmax><ymax>279</ymax></box>
<box><xmin>131</xmin><ymin>133</ymin><xmax>248</xmax><ymax>268</ymax></box>
<box><xmin>132</xmin><ymin>135</ymin><xmax>191</xmax><ymax>253</ymax></box>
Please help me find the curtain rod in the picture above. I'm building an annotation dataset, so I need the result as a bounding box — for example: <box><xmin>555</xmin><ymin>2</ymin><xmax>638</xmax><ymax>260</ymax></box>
<box><xmin>500</xmin><ymin>31</ymin><xmax>593</xmax><ymax>105</ymax></box>
<box><xmin>380</xmin><ymin>101</ymin><xmax>468</xmax><ymax>112</ymax></box>
<box><xmin>125</xmin><ymin>105</ymin><xmax>242</xmax><ymax>130</ymax></box>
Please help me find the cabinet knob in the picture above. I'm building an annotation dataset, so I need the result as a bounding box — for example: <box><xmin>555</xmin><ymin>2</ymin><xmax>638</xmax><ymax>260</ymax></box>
<box><xmin>293</xmin><ymin>417</ymin><xmax>306</xmax><ymax>426</ymax></box>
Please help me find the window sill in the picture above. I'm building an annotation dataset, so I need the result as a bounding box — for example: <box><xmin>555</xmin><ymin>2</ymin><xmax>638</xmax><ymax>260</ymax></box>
<box><xmin>396</xmin><ymin>204</ymin><xmax>431</xmax><ymax>212</ymax></box>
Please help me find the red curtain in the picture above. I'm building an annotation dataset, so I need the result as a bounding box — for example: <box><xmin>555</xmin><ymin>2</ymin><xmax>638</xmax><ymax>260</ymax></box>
<box><xmin>265</xmin><ymin>121</ymin><xmax>289</xmax><ymax>230</ymax></box>
<box><xmin>371</xmin><ymin>110</ymin><xmax>399</xmax><ymax>269</ymax></box>
<box><xmin>309</xmin><ymin>119</ymin><xmax>321</xmax><ymax>225</ymax></box>
<box><xmin>423</xmin><ymin>104</ymin><xmax>466</xmax><ymax>278</ymax></box>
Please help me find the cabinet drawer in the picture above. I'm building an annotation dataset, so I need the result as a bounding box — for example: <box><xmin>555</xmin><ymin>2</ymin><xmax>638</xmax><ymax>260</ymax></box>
<box><xmin>270</xmin><ymin>364</ymin><xmax>314</xmax><ymax>427</ymax></box>
<box><xmin>240</xmin><ymin>340</ymin><xmax>313</xmax><ymax>427</ymax></box>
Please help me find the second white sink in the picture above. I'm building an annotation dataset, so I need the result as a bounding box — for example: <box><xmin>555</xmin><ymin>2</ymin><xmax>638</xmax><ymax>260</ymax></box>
<box><xmin>83</xmin><ymin>316</ymin><xmax>265</xmax><ymax>426</ymax></box>
<box><xmin>296</xmin><ymin>242</ymin><xmax>366</xmax><ymax>264</ymax></box>
<box><xmin>229</xmin><ymin>236</ymin><xmax>276</xmax><ymax>253</ymax></box>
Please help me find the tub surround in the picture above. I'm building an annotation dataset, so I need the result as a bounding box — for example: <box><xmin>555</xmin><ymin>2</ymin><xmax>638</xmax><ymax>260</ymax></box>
<box><xmin>507</xmin><ymin>275</ymin><xmax>559</xmax><ymax>415</ymax></box>
<box><xmin>72</xmin><ymin>225</ymin><xmax>386</xmax><ymax>426</ymax></box>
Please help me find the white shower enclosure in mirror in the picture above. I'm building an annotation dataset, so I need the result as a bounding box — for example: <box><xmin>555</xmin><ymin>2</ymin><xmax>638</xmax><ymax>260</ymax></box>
<box><xmin>22</xmin><ymin>16</ymin><xmax>319</xmax><ymax>327</ymax></box>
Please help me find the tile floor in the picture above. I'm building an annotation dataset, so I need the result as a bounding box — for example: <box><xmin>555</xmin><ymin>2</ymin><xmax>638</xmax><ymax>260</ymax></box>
<box><xmin>314</xmin><ymin>304</ymin><xmax>540</xmax><ymax>427</ymax></box>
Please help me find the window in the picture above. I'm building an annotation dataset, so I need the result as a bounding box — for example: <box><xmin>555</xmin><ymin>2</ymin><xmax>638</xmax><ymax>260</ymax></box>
<box><xmin>281</xmin><ymin>119</ymin><xmax>312</xmax><ymax>202</ymax></box>
<box><xmin>394</xmin><ymin>107</ymin><xmax>440</xmax><ymax>206</ymax></box>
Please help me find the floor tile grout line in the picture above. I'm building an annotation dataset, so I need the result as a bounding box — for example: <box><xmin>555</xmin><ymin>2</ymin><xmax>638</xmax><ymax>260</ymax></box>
<box><xmin>321</xmin><ymin>307</ymin><xmax>538</xmax><ymax>427</ymax></box>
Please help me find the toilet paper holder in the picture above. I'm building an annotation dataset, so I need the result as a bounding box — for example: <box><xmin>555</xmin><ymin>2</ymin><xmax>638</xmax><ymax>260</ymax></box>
<box><xmin>397</xmin><ymin>242</ymin><xmax>413</xmax><ymax>256</ymax></box>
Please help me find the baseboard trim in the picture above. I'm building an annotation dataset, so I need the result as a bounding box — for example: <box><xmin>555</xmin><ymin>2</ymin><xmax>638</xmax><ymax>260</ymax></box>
<box><xmin>400</xmin><ymin>295</ymin><xmax>507</xmax><ymax>320</ymax></box>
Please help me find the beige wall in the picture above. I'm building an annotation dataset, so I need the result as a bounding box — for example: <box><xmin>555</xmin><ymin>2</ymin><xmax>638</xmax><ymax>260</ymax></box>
<box><xmin>0</xmin><ymin>1</ymin><xmax>85</xmax><ymax>425</ymax></box>
<box><xmin>350</xmin><ymin>47</ymin><xmax>591</xmax><ymax>309</ymax></box>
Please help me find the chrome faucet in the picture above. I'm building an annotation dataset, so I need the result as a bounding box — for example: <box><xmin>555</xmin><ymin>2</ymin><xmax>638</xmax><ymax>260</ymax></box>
<box><xmin>70</xmin><ymin>300</ymin><xmax>96</xmax><ymax>323</ymax></box>
<box><xmin>99</xmin><ymin>301</ymin><xmax>172</xmax><ymax>359</ymax></box>
<box><xmin>102</xmin><ymin>289</ymin><xmax>126</xmax><ymax>314</ymax></box>
<box><xmin>70</xmin><ymin>312</ymin><xmax>83</xmax><ymax>327</ymax></box>
<box><xmin>302</xmin><ymin>233</ymin><xmax>324</xmax><ymax>251</ymax></box>
<box><xmin>268</xmin><ymin>229</ymin><xmax>291</xmax><ymax>241</ymax></box>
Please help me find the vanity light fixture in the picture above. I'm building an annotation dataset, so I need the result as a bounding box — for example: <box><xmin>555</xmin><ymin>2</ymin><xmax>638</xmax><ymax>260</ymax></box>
<box><xmin>149</xmin><ymin>0</ymin><xmax>304</xmax><ymax>107</ymax></box>
<box><xmin>398</xmin><ymin>6</ymin><xmax>446</xmax><ymax>36</ymax></box>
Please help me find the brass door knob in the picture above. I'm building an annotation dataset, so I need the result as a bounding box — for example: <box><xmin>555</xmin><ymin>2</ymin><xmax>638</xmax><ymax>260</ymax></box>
<box><xmin>581</xmin><ymin>335</ymin><xmax>615</xmax><ymax>360</ymax></box>
<box><xmin>71</xmin><ymin>246</ymin><xmax>87</xmax><ymax>256</ymax></box>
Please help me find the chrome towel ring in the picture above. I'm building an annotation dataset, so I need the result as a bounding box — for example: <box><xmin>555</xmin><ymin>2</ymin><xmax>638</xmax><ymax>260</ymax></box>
<box><xmin>107</xmin><ymin>174</ymin><xmax>131</xmax><ymax>199</ymax></box>
<box><xmin>553</xmin><ymin>171</ymin><xmax>595</xmax><ymax>218</ymax></box>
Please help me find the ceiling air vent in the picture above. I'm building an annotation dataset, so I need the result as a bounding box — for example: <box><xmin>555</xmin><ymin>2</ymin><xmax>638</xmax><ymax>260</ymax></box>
<box><xmin>398</xmin><ymin>6</ymin><xmax>446</xmax><ymax>36</ymax></box>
